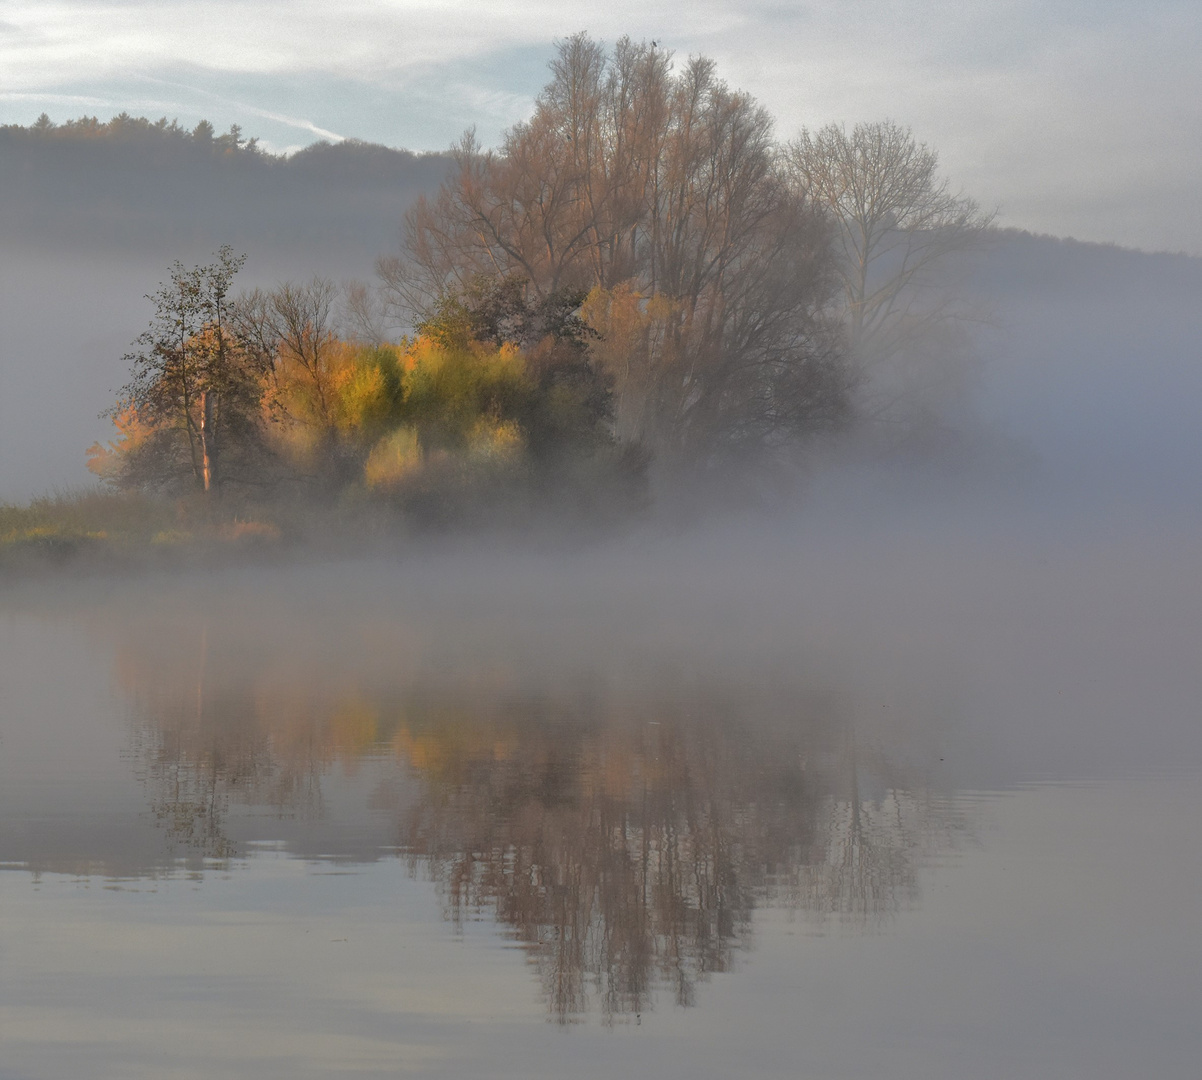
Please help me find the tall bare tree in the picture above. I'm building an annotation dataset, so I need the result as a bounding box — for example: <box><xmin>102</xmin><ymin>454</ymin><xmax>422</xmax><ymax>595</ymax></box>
<box><xmin>381</xmin><ymin>35</ymin><xmax>849</xmax><ymax>464</ymax></box>
<box><xmin>785</xmin><ymin>122</ymin><xmax>994</xmax><ymax>430</ymax></box>
<box><xmin>236</xmin><ymin>278</ymin><xmax>340</xmax><ymax>427</ymax></box>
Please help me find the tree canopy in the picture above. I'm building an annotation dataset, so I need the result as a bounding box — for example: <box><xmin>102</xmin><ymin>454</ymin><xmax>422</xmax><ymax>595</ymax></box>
<box><xmin>381</xmin><ymin>34</ymin><xmax>852</xmax><ymax>465</ymax></box>
<box><xmin>90</xmin><ymin>259</ymin><xmax>638</xmax><ymax>525</ymax></box>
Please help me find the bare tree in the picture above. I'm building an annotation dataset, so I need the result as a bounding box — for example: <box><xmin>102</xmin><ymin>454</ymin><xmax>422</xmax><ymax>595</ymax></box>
<box><xmin>234</xmin><ymin>277</ymin><xmax>341</xmax><ymax>428</ymax></box>
<box><xmin>381</xmin><ymin>35</ymin><xmax>849</xmax><ymax>465</ymax></box>
<box><xmin>341</xmin><ymin>279</ymin><xmax>392</xmax><ymax>345</ymax></box>
<box><xmin>786</xmin><ymin>121</ymin><xmax>992</xmax><ymax>356</ymax></box>
<box><xmin>785</xmin><ymin>121</ymin><xmax>993</xmax><ymax>431</ymax></box>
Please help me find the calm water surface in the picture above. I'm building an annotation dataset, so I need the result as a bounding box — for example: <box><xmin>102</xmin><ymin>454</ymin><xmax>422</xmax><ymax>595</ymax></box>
<box><xmin>2</xmin><ymin>522</ymin><xmax>1200</xmax><ymax>1078</ymax></box>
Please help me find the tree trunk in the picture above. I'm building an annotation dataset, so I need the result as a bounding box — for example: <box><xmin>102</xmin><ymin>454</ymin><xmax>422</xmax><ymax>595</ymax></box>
<box><xmin>199</xmin><ymin>390</ymin><xmax>217</xmax><ymax>493</ymax></box>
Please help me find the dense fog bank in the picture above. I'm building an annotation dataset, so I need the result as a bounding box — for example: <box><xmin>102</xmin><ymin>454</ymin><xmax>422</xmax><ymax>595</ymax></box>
<box><xmin>968</xmin><ymin>232</ymin><xmax>1202</xmax><ymax>510</ymax></box>
<box><xmin>6</xmin><ymin>506</ymin><xmax>1201</xmax><ymax>820</ymax></box>
<box><xmin>2</xmin><ymin>123</ymin><xmax>1200</xmax><ymax>516</ymax></box>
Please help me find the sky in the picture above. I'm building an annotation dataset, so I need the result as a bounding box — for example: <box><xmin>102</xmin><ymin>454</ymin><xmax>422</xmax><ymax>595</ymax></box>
<box><xmin>1</xmin><ymin>0</ymin><xmax>1199</xmax><ymax>255</ymax></box>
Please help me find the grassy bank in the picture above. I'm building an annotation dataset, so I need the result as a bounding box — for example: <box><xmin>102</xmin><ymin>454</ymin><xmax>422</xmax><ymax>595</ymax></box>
<box><xmin>0</xmin><ymin>489</ymin><xmax>296</xmax><ymax>573</ymax></box>
<box><xmin>0</xmin><ymin>481</ymin><xmax>634</xmax><ymax>577</ymax></box>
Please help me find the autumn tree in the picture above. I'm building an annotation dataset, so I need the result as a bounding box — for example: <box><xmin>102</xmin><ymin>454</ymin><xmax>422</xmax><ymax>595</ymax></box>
<box><xmin>101</xmin><ymin>247</ymin><xmax>270</xmax><ymax>495</ymax></box>
<box><xmin>415</xmin><ymin>275</ymin><xmax>614</xmax><ymax>465</ymax></box>
<box><xmin>93</xmin><ymin>255</ymin><xmax>637</xmax><ymax>522</ymax></box>
<box><xmin>203</xmin><ymin>273</ymin><xmax>635</xmax><ymax>520</ymax></box>
<box><xmin>236</xmin><ymin>279</ymin><xmax>341</xmax><ymax>421</ymax></box>
<box><xmin>235</xmin><ymin>278</ymin><xmax>408</xmax><ymax>493</ymax></box>
<box><xmin>381</xmin><ymin>35</ymin><xmax>849</xmax><ymax>466</ymax></box>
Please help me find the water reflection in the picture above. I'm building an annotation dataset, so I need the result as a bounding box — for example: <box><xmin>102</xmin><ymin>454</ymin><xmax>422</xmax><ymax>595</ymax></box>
<box><xmin>393</xmin><ymin>705</ymin><xmax>960</xmax><ymax>1021</ymax></box>
<box><xmin>112</xmin><ymin>617</ymin><xmax>966</xmax><ymax>1021</ymax></box>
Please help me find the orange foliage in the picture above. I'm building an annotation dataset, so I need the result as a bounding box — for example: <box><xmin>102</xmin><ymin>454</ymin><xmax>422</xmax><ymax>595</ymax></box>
<box><xmin>86</xmin><ymin>403</ymin><xmax>156</xmax><ymax>483</ymax></box>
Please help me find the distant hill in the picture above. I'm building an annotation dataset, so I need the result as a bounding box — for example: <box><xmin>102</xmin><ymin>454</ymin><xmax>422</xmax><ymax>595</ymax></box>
<box><xmin>957</xmin><ymin>230</ymin><xmax>1202</xmax><ymax>505</ymax></box>
<box><xmin>971</xmin><ymin>228</ymin><xmax>1202</xmax><ymax>303</ymax></box>
<box><xmin>0</xmin><ymin>114</ymin><xmax>452</xmax><ymax>264</ymax></box>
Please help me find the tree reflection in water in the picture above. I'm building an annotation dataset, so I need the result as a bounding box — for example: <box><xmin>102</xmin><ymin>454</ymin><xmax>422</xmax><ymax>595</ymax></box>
<box><xmin>115</xmin><ymin>622</ymin><xmax>966</xmax><ymax>1021</ymax></box>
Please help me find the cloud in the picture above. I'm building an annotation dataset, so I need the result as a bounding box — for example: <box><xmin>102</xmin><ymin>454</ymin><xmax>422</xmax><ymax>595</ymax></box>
<box><xmin>0</xmin><ymin>90</ymin><xmax>115</xmax><ymax>108</ymax></box>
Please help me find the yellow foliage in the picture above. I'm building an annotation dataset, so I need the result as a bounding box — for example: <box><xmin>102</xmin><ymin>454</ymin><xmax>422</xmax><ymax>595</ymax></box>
<box><xmin>466</xmin><ymin>417</ymin><xmax>524</xmax><ymax>463</ymax></box>
<box><xmin>264</xmin><ymin>340</ymin><xmax>409</xmax><ymax>472</ymax></box>
<box><xmin>88</xmin><ymin>321</ymin><xmax>544</xmax><ymax>505</ymax></box>
<box><xmin>400</xmin><ymin>335</ymin><xmax>526</xmax><ymax>382</ymax></box>
<box><xmin>401</xmin><ymin>334</ymin><xmax>444</xmax><ymax>373</ymax></box>
<box><xmin>334</xmin><ymin>360</ymin><xmax>389</xmax><ymax>435</ymax></box>
<box><xmin>364</xmin><ymin>426</ymin><xmax>421</xmax><ymax>490</ymax></box>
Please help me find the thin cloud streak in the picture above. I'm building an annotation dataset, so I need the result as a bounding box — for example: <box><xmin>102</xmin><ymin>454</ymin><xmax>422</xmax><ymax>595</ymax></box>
<box><xmin>130</xmin><ymin>73</ymin><xmax>347</xmax><ymax>142</ymax></box>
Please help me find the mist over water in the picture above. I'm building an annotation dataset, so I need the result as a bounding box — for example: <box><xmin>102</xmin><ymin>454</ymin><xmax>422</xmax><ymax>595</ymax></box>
<box><xmin>3</xmin><ymin>513</ymin><xmax>1201</xmax><ymax>1074</ymax></box>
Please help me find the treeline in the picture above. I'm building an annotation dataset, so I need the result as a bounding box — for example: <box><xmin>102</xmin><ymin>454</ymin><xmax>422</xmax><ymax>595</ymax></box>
<box><xmin>0</xmin><ymin>111</ymin><xmax>441</xmax><ymax>179</ymax></box>
<box><xmin>78</xmin><ymin>32</ymin><xmax>990</xmax><ymax>538</ymax></box>
<box><xmin>2</xmin><ymin>112</ymin><xmax>265</xmax><ymax>154</ymax></box>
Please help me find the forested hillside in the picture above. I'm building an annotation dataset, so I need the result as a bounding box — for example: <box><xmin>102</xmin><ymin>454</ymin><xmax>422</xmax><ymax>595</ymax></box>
<box><xmin>0</xmin><ymin>114</ymin><xmax>451</xmax><ymax>260</ymax></box>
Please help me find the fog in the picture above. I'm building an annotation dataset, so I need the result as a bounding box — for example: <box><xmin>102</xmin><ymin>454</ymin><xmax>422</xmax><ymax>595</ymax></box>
<box><xmin>0</xmin><ymin>128</ymin><xmax>1198</xmax><ymax>837</ymax></box>
<box><xmin>3</xmin><ymin>130</ymin><xmax>1202</xmax><ymax>1072</ymax></box>
<box><xmin>3</xmin><ymin>128</ymin><xmax>1200</xmax><ymax>789</ymax></box>
<box><xmin>2</xmin><ymin>132</ymin><xmax>1201</xmax><ymax>512</ymax></box>
<box><xmin>4</xmin><ymin>503</ymin><xmax>1201</xmax><ymax>1062</ymax></box>
<box><xmin>0</xmin><ymin>136</ymin><xmax>450</xmax><ymax>500</ymax></box>
<box><xmin>968</xmin><ymin>233</ymin><xmax>1202</xmax><ymax>510</ymax></box>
